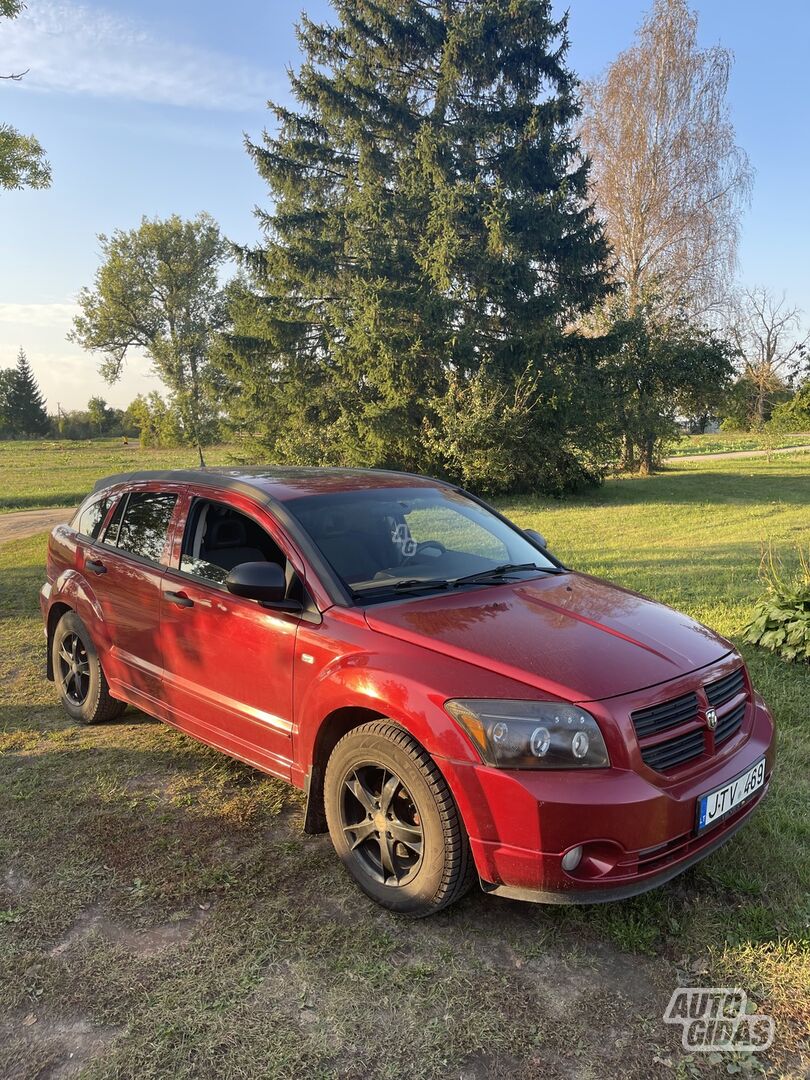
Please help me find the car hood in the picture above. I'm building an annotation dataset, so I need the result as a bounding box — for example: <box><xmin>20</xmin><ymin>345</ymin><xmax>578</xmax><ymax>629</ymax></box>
<box><xmin>363</xmin><ymin>572</ymin><xmax>732</xmax><ymax>702</ymax></box>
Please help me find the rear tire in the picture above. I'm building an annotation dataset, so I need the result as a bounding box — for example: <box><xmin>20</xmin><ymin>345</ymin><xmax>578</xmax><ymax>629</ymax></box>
<box><xmin>324</xmin><ymin>721</ymin><xmax>474</xmax><ymax>916</ymax></box>
<box><xmin>52</xmin><ymin>611</ymin><xmax>126</xmax><ymax>724</ymax></box>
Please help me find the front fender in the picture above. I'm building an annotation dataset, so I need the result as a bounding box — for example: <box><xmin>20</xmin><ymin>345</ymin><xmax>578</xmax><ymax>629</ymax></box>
<box><xmin>294</xmin><ymin>642</ymin><xmax>538</xmax><ymax>849</ymax></box>
<box><xmin>295</xmin><ymin>643</ymin><xmax>503</xmax><ymax>772</ymax></box>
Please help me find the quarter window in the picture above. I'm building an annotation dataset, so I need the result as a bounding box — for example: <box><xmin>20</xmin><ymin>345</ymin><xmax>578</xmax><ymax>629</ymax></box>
<box><xmin>75</xmin><ymin>496</ymin><xmax>111</xmax><ymax>540</ymax></box>
<box><xmin>114</xmin><ymin>492</ymin><xmax>178</xmax><ymax>564</ymax></box>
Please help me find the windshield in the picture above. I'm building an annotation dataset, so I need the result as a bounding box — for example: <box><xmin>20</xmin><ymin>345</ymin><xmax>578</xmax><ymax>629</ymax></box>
<box><xmin>286</xmin><ymin>486</ymin><xmax>557</xmax><ymax>600</ymax></box>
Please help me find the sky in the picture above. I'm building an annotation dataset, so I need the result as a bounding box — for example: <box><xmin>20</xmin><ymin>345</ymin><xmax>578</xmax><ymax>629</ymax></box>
<box><xmin>0</xmin><ymin>0</ymin><xmax>808</xmax><ymax>412</ymax></box>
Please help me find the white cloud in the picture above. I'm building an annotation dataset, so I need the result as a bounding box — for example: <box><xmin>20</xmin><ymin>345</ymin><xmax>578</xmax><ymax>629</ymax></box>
<box><xmin>0</xmin><ymin>343</ymin><xmax>162</xmax><ymax>411</ymax></box>
<box><xmin>0</xmin><ymin>302</ymin><xmax>80</xmax><ymax>326</ymax></box>
<box><xmin>0</xmin><ymin>1</ymin><xmax>274</xmax><ymax>111</ymax></box>
<box><xmin>0</xmin><ymin>302</ymin><xmax>162</xmax><ymax>410</ymax></box>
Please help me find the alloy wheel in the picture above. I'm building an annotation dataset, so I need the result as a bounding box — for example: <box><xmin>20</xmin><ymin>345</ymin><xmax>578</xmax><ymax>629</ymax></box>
<box><xmin>58</xmin><ymin>632</ymin><xmax>91</xmax><ymax>706</ymax></box>
<box><xmin>339</xmin><ymin>763</ymin><xmax>424</xmax><ymax>886</ymax></box>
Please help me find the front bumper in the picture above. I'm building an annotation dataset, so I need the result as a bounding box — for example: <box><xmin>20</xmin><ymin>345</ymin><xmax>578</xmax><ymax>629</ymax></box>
<box><xmin>439</xmin><ymin>694</ymin><xmax>775</xmax><ymax>904</ymax></box>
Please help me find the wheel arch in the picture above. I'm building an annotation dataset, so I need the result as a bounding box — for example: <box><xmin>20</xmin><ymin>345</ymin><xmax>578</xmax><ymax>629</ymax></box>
<box><xmin>45</xmin><ymin>601</ymin><xmax>73</xmax><ymax>681</ymax></box>
<box><xmin>303</xmin><ymin>705</ymin><xmax>390</xmax><ymax>833</ymax></box>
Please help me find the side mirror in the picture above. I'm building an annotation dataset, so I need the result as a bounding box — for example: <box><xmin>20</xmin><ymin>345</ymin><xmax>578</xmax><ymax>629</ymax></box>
<box><xmin>225</xmin><ymin>562</ymin><xmax>302</xmax><ymax>612</ymax></box>
<box><xmin>524</xmin><ymin>528</ymin><xmax>548</xmax><ymax>549</ymax></box>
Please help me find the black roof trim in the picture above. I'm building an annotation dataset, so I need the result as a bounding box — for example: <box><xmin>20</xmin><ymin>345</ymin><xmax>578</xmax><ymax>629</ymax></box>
<box><xmin>91</xmin><ymin>465</ymin><xmax>451</xmax><ymax>497</ymax></box>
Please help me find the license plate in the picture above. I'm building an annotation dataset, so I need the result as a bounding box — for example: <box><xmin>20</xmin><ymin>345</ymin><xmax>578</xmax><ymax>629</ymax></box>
<box><xmin>697</xmin><ymin>757</ymin><xmax>766</xmax><ymax>832</ymax></box>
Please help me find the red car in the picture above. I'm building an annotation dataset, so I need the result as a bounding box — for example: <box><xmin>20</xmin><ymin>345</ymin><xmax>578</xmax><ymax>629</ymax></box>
<box><xmin>41</xmin><ymin>467</ymin><xmax>775</xmax><ymax>916</ymax></box>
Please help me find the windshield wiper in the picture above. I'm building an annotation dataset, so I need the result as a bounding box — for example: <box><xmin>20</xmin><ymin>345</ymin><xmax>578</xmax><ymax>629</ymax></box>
<box><xmin>352</xmin><ymin>577</ymin><xmax>451</xmax><ymax>598</ymax></box>
<box><xmin>452</xmin><ymin>562</ymin><xmax>564</xmax><ymax>587</ymax></box>
<box><xmin>393</xmin><ymin>578</ymin><xmax>451</xmax><ymax>592</ymax></box>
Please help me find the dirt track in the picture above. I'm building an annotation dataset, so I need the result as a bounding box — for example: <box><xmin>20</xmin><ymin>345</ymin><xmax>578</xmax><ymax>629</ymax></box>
<box><xmin>665</xmin><ymin>443</ymin><xmax>810</xmax><ymax>464</ymax></box>
<box><xmin>0</xmin><ymin>507</ymin><xmax>74</xmax><ymax>544</ymax></box>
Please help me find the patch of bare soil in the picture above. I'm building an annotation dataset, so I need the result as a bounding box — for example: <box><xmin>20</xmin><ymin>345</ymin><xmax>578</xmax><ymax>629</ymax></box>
<box><xmin>2</xmin><ymin>865</ymin><xmax>32</xmax><ymax>900</ymax></box>
<box><xmin>0</xmin><ymin>1015</ymin><xmax>122</xmax><ymax>1080</ymax></box>
<box><xmin>49</xmin><ymin>904</ymin><xmax>211</xmax><ymax>959</ymax></box>
<box><xmin>118</xmin><ymin>770</ymin><xmax>178</xmax><ymax>799</ymax></box>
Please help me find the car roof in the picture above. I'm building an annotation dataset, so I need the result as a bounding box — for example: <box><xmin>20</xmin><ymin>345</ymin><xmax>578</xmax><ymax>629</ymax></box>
<box><xmin>92</xmin><ymin>466</ymin><xmax>452</xmax><ymax>504</ymax></box>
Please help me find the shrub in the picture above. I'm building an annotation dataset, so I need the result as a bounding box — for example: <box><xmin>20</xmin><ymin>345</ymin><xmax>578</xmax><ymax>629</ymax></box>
<box><xmin>744</xmin><ymin>548</ymin><xmax>810</xmax><ymax>662</ymax></box>
<box><xmin>768</xmin><ymin>385</ymin><xmax>810</xmax><ymax>433</ymax></box>
<box><xmin>424</xmin><ymin>367</ymin><xmax>605</xmax><ymax>497</ymax></box>
<box><xmin>719</xmin><ymin>415</ymin><xmax>746</xmax><ymax>433</ymax></box>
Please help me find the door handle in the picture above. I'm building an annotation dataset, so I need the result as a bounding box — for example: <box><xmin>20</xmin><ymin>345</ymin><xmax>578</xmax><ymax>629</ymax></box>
<box><xmin>165</xmin><ymin>591</ymin><xmax>194</xmax><ymax>608</ymax></box>
<box><xmin>86</xmin><ymin>558</ymin><xmax>107</xmax><ymax>575</ymax></box>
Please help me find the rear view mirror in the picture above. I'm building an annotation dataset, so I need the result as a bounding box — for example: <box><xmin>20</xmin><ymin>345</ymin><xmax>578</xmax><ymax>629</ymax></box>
<box><xmin>225</xmin><ymin>562</ymin><xmax>301</xmax><ymax>612</ymax></box>
<box><xmin>524</xmin><ymin>528</ymin><xmax>548</xmax><ymax>549</ymax></box>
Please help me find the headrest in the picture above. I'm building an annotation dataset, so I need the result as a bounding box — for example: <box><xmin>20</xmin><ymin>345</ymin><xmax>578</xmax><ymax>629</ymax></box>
<box><xmin>320</xmin><ymin>512</ymin><xmax>350</xmax><ymax>538</ymax></box>
<box><xmin>208</xmin><ymin>517</ymin><xmax>247</xmax><ymax>548</ymax></box>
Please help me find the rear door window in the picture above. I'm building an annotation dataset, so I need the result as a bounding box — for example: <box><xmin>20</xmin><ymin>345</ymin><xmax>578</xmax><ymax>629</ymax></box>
<box><xmin>114</xmin><ymin>492</ymin><xmax>178</xmax><ymax>564</ymax></box>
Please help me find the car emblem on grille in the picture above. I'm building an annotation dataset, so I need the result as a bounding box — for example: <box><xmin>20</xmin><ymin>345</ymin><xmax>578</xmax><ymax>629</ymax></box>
<box><xmin>706</xmin><ymin>708</ymin><xmax>718</xmax><ymax>730</ymax></box>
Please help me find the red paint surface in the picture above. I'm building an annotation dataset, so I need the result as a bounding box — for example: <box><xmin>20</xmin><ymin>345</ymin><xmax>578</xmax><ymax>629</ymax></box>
<box><xmin>41</xmin><ymin>470</ymin><xmax>775</xmax><ymax>901</ymax></box>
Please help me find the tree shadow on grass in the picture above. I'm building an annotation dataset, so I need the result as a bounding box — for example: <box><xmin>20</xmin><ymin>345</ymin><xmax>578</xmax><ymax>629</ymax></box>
<box><xmin>0</xmin><ymin>492</ymin><xmax>86</xmax><ymax>512</ymax></box>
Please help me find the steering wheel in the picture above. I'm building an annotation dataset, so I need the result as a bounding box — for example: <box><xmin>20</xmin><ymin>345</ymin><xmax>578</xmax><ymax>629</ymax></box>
<box><xmin>414</xmin><ymin>540</ymin><xmax>446</xmax><ymax>558</ymax></box>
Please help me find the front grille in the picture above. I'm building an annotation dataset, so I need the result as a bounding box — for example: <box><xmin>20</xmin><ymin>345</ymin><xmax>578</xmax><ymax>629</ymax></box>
<box><xmin>705</xmin><ymin>667</ymin><xmax>745</xmax><ymax>708</ymax></box>
<box><xmin>640</xmin><ymin>729</ymin><xmax>705</xmax><ymax>771</ymax></box>
<box><xmin>631</xmin><ymin>691</ymin><xmax>699</xmax><ymax>738</ymax></box>
<box><xmin>633</xmin><ymin>666</ymin><xmax>750</xmax><ymax>774</ymax></box>
<box><xmin>715</xmin><ymin>700</ymin><xmax>745</xmax><ymax>744</ymax></box>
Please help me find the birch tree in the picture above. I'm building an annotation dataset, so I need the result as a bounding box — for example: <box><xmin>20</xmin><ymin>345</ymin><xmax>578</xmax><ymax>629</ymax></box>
<box><xmin>580</xmin><ymin>0</ymin><xmax>752</xmax><ymax>315</ymax></box>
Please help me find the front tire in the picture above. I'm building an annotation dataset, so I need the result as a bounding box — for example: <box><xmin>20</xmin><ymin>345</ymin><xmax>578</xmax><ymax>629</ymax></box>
<box><xmin>324</xmin><ymin>721</ymin><xmax>474</xmax><ymax>916</ymax></box>
<box><xmin>52</xmin><ymin>611</ymin><xmax>126</xmax><ymax>724</ymax></box>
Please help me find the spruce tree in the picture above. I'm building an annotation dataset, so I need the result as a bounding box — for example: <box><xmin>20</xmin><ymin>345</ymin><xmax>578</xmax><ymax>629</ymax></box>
<box><xmin>226</xmin><ymin>0</ymin><xmax>611</xmax><ymax>488</ymax></box>
<box><xmin>7</xmin><ymin>348</ymin><xmax>49</xmax><ymax>436</ymax></box>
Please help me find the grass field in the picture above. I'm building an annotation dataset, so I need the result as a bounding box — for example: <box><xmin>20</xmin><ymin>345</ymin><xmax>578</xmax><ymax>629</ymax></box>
<box><xmin>0</xmin><ymin>445</ymin><xmax>808</xmax><ymax>1078</ymax></box>
<box><xmin>665</xmin><ymin>432</ymin><xmax>810</xmax><ymax>457</ymax></box>
<box><xmin>0</xmin><ymin>439</ymin><xmax>239</xmax><ymax>512</ymax></box>
<box><xmin>1</xmin><ymin>434</ymin><xmax>809</xmax><ymax>513</ymax></box>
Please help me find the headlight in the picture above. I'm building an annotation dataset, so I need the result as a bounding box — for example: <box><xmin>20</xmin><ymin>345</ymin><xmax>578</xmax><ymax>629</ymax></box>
<box><xmin>445</xmin><ymin>699</ymin><xmax>610</xmax><ymax>769</ymax></box>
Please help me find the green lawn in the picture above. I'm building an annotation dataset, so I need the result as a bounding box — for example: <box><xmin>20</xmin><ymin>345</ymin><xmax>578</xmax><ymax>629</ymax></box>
<box><xmin>0</xmin><ymin>448</ymin><xmax>808</xmax><ymax>1078</ymax></box>
<box><xmin>665</xmin><ymin>432</ymin><xmax>810</xmax><ymax>457</ymax></box>
<box><xmin>0</xmin><ymin>439</ymin><xmax>240</xmax><ymax>512</ymax></box>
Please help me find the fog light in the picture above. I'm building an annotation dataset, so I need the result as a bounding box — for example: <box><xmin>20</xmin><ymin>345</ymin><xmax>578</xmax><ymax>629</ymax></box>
<box><xmin>561</xmin><ymin>845</ymin><xmax>583</xmax><ymax>872</ymax></box>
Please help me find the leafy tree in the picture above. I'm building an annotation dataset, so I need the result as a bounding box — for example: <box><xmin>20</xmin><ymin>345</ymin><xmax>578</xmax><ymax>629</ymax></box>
<box><xmin>593</xmin><ymin>295</ymin><xmax>735</xmax><ymax>473</ymax></box>
<box><xmin>0</xmin><ymin>366</ymin><xmax>15</xmax><ymax>435</ymax></box>
<box><xmin>52</xmin><ymin>404</ymin><xmax>130</xmax><ymax>440</ymax></box>
<box><xmin>87</xmin><ymin>396</ymin><xmax>113</xmax><ymax>435</ymax></box>
<box><xmin>223</xmin><ymin>0</ymin><xmax>611</xmax><ymax>492</ymax></box>
<box><xmin>1</xmin><ymin>348</ymin><xmax>49</xmax><ymax>436</ymax></box>
<box><xmin>423</xmin><ymin>364</ymin><xmax>607</xmax><ymax>496</ymax></box>
<box><xmin>124</xmin><ymin>393</ymin><xmax>183</xmax><ymax>448</ymax></box>
<box><xmin>0</xmin><ymin>125</ymin><xmax>51</xmax><ymax>191</ymax></box>
<box><xmin>768</xmin><ymin>383</ymin><xmax>810</xmax><ymax>434</ymax></box>
<box><xmin>70</xmin><ymin>214</ymin><xmax>227</xmax><ymax>465</ymax></box>
<box><xmin>1</xmin><ymin>2</ymin><xmax>52</xmax><ymax>191</ymax></box>
<box><xmin>580</xmin><ymin>0</ymin><xmax>751</xmax><ymax>316</ymax></box>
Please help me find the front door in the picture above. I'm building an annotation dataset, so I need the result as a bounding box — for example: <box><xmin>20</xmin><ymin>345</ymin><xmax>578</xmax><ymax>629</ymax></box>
<box><xmin>159</xmin><ymin>492</ymin><xmax>299</xmax><ymax>779</ymax></box>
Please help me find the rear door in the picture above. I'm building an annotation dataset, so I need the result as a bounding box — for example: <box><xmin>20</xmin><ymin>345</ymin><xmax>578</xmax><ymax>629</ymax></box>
<box><xmin>158</xmin><ymin>489</ymin><xmax>304</xmax><ymax>779</ymax></box>
<box><xmin>92</xmin><ymin>485</ymin><xmax>183</xmax><ymax>713</ymax></box>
